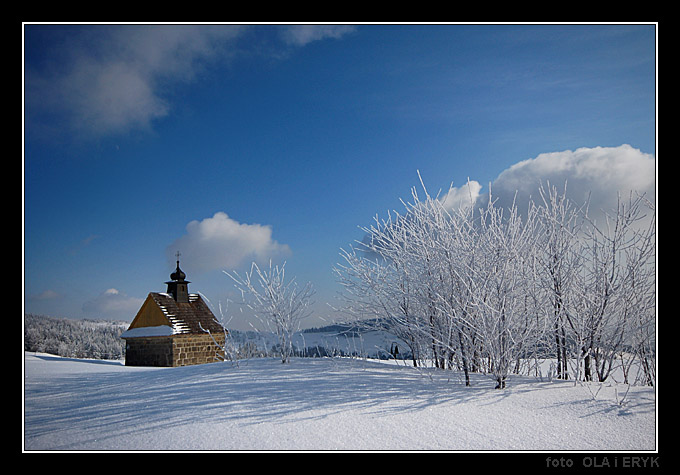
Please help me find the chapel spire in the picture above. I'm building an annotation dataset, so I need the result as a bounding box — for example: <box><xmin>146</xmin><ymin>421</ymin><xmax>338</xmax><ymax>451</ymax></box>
<box><xmin>166</xmin><ymin>251</ymin><xmax>190</xmax><ymax>302</ymax></box>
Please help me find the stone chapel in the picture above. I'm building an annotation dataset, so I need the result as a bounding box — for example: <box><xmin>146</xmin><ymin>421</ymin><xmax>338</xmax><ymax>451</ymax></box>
<box><xmin>121</xmin><ymin>258</ymin><xmax>226</xmax><ymax>367</ymax></box>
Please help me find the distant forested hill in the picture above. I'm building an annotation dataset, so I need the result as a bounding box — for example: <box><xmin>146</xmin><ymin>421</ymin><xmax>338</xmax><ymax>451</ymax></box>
<box><xmin>24</xmin><ymin>314</ymin><xmax>128</xmax><ymax>360</ymax></box>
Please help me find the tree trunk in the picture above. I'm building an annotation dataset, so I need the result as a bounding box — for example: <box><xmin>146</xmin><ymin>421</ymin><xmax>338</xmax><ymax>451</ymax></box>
<box><xmin>458</xmin><ymin>330</ymin><xmax>470</xmax><ymax>386</ymax></box>
<box><xmin>560</xmin><ymin>325</ymin><xmax>569</xmax><ymax>380</ymax></box>
<box><xmin>583</xmin><ymin>347</ymin><xmax>592</xmax><ymax>381</ymax></box>
<box><xmin>554</xmin><ymin>322</ymin><xmax>564</xmax><ymax>379</ymax></box>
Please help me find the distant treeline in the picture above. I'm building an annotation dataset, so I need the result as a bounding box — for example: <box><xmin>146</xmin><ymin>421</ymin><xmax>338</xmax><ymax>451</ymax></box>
<box><xmin>300</xmin><ymin>318</ymin><xmax>384</xmax><ymax>336</ymax></box>
<box><xmin>24</xmin><ymin>314</ymin><xmax>128</xmax><ymax>360</ymax></box>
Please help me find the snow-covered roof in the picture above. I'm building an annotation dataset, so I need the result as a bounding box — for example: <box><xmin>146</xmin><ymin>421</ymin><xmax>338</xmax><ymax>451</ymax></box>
<box><xmin>120</xmin><ymin>325</ymin><xmax>174</xmax><ymax>338</ymax></box>
<box><xmin>122</xmin><ymin>292</ymin><xmax>224</xmax><ymax>338</ymax></box>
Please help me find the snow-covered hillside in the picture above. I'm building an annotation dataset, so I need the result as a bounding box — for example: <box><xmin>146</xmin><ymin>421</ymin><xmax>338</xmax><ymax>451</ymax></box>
<box><xmin>23</xmin><ymin>352</ymin><xmax>656</xmax><ymax>451</ymax></box>
<box><xmin>229</xmin><ymin>326</ymin><xmax>403</xmax><ymax>359</ymax></box>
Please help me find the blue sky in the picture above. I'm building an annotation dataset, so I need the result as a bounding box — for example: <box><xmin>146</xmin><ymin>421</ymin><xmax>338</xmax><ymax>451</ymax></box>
<box><xmin>23</xmin><ymin>24</ymin><xmax>656</xmax><ymax>329</ymax></box>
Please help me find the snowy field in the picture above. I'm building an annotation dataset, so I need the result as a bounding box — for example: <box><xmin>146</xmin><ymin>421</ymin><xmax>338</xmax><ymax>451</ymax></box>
<box><xmin>23</xmin><ymin>351</ymin><xmax>656</xmax><ymax>452</ymax></box>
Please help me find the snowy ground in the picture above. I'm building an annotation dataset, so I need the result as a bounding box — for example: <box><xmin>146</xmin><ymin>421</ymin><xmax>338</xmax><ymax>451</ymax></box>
<box><xmin>23</xmin><ymin>352</ymin><xmax>656</xmax><ymax>452</ymax></box>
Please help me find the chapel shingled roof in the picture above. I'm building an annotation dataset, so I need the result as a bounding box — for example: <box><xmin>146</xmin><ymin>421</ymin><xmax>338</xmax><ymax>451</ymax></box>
<box><xmin>149</xmin><ymin>292</ymin><xmax>225</xmax><ymax>335</ymax></box>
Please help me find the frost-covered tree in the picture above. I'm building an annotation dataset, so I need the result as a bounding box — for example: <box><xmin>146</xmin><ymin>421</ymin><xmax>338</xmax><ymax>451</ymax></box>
<box><xmin>573</xmin><ymin>193</ymin><xmax>656</xmax><ymax>383</ymax></box>
<box><xmin>335</xmin><ymin>180</ymin><xmax>481</xmax><ymax>377</ymax></box>
<box><xmin>336</xmin><ymin>243</ymin><xmax>426</xmax><ymax>367</ymax></box>
<box><xmin>534</xmin><ymin>183</ymin><xmax>588</xmax><ymax>380</ymax></box>
<box><xmin>226</xmin><ymin>261</ymin><xmax>314</xmax><ymax>364</ymax></box>
<box><xmin>336</xmin><ymin>178</ymin><xmax>547</xmax><ymax>388</ymax></box>
<box><xmin>24</xmin><ymin>314</ymin><xmax>127</xmax><ymax>360</ymax></box>
<box><xmin>466</xmin><ymin>192</ymin><xmax>546</xmax><ymax>388</ymax></box>
<box><xmin>335</xmin><ymin>175</ymin><xmax>655</xmax><ymax>389</ymax></box>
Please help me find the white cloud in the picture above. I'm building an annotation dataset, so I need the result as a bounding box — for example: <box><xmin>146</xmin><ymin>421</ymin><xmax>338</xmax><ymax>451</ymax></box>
<box><xmin>82</xmin><ymin>288</ymin><xmax>144</xmax><ymax>320</ymax></box>
<box><xmin>479</xmin><ymin>144</ymin><xmax>655</xmax><ymax>223</ymax></box>
<box><xmin>167</xmin><ymin>212</ymin><xmax>291</xmax><ymax>273</ymax></box>
<box><xmin>68</xmin><ymin>59</ymin><xmax>170</xmax><ymax>136</ymax></box>
<box><xmin>440</xmin><ymin>180</ymin><xmax>483</xmax><ymax>211</ymax></box>
<box><xmin>26</xmin><ymin>24</ymin><xmax>357</xmax><ymax>139</ymax></box>
<box><xmin>280</xmin><ymin>25</ymin><xmax>357</xmax><ymax>46</ymax></box>
<box><xmin>30</xmin><ymin>289</ymin><xmax>60</xmax><ymax>301</ymax></box>
<box><xmin>26</xmin><ymin>25</ymin><xmax>245</xmax><ymax>138</ymax></box>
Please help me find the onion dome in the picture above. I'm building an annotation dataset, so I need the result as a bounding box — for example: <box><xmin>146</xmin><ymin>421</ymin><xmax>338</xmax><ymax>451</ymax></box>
<box><xmin>170</xmin><ymin>261</ymin><xmax>186</xmax><ymax>281</ymax></box>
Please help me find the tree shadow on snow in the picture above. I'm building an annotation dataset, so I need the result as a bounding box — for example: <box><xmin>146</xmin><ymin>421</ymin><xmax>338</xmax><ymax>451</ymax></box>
<box><xmin>25</xmin><ymin>357</ymin><xmax>491</xmax><ymax>448</ymax></box>
<box><xmin>23</xmin><ymin>356</ymin><xmax>655</xmax><ymax>450</ymax></box>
